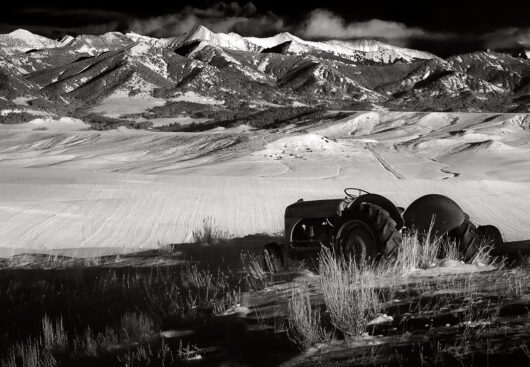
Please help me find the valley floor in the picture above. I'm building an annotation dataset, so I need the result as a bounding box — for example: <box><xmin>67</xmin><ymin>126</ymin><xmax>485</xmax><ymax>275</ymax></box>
<box><xmin>0</xmin><ymin>110</ymin><xmax>529</xmax><ymax>254</ymax></box>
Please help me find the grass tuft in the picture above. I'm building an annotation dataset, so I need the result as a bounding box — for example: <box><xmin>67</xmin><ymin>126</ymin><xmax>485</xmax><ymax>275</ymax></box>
<box><xmin>318</xmin><ymin>248</ymin><xmax>382</xmax><ymax>337</ymax></box>
<box><xmin>120</xmin><ymin>312</ymin><xmax>156</xmax><ymax>342</ymax></box>
<box><xmin>287</xmin><ymin>286</ymin><xmax>329</xmax><ymax>350</ymax></box>
<box><xmin>41</xmin><ymin>315</ymin><xmax>68</xmax><ymax>354</ymax></box>
<box><xmin>192</xmin><ymin>217</ymin><xmax>230</xmax><ymax>246</ymax></box>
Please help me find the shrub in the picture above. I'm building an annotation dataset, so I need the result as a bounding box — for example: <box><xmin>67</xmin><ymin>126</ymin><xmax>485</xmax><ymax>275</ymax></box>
<box><xmin>192</xmin><ymin>217</ymin><xmax>230</xmax><ymax>246</ymax></box>
<box><xmin>72</xmin><ymin>327</ymin><xmax>118</xmax><ymax>357</ymax></box>
<box><xmin>41</xmin><ymin>315</ymin><xmax>67</xmax><ymax>353</ymax></box>
<box><xmin>240</xmin><ymin>252</ymin><xmax>270</xmax><ymax>290</ymax></box>
<box><xmin>15</xmin><ymin>339</ymin><xmax>56</xmax><ymax>367</ymax></box>
<box><xmin>318</xmin><ymin>248</ymin><xmax>382</xmax><ymax>337</ymax></box>
<box><xmin>0</xmin><ymin>112</ymin><xmax>36</xmax><ymax>124</ymax></box>
<box><xmin>80</xmin><ymin>113</ymin><xmax>153</xmax><ymax>130</ymax></box>
<box><xmin>391</xmin><ymin>227</ymin><xmax>445</xmax><ymax>273</ymax></box>
<box><xmin>288</xmin><ymin>286</ymin><xmax>328</xmax><ymax>350</ymax></box>
<box><xmin>120</xmin><ymin>312</ymin><xmax>156</xmax><ymax>342</ymax></box>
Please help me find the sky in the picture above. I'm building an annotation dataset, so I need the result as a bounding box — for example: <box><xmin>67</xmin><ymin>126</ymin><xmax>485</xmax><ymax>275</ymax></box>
<box><xmin>1</xmin><ymin>1</ymin><xmax>530</xmax><ymax>57</ymax></box>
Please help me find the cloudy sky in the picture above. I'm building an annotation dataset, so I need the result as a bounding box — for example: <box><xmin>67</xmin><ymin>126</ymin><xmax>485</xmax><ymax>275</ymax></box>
<box><xmin>2</xmin><ymin>1</ymin><xmax>530</xmax><ymax>57</ymax></box>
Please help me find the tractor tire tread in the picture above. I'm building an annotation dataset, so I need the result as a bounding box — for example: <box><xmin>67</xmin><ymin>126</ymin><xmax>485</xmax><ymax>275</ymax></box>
<box><xmin>335</xmin><ymin>203</ymin><xmax>402</xmax><ymax>260</ymax></box>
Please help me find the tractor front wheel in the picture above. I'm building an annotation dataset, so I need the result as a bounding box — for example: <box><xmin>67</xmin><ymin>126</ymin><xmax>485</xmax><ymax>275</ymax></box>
<box><xmin>334</xmin><ymin>203</ymin><xmax>402</xmax><ymax>263</ymax></box>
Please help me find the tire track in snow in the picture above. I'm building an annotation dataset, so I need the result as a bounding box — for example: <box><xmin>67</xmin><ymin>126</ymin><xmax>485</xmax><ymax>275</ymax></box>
<box><xmin>366</xmin><ymin>144</ymin><xmax>405</xmax><ymax>180</ymax></box>
<box><xmin>429</xmin><ymin>158</ymin><xmax>461</xmax><ymax>179</ymax></box>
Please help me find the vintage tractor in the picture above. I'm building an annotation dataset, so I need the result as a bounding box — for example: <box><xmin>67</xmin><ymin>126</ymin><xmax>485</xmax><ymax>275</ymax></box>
<box><xmin>263</xmin><ymin>188</ymin><xmax>517</xmax><ymax>269</ymax></box>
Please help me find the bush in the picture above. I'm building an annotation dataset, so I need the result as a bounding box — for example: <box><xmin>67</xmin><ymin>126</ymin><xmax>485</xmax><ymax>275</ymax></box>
<box><xmin>80</xmin><ymin>113</ymin><xmax>152</xmax><ymax>130</ymax></box>
<box><xmin>288</xmin><ymin>287</ymin><xmax>328</xmax><ymax>350</ymax></box>
<box><xmin>41</xmin><ymin>315</ymin><xmax>67</xmax><ymax>353</ymax></box>
<box><xmin>120</xmin><ymin>312</ymin><xmax>156</xmax><ymax>342</ymax></box>
<box><xmin>192</xmin><ymin>217</ymin><xmax>230</xmax><ymax>246</ymax></box>
<box><xmin>0</xmin><ymin>112</ymin><xmax>36</xmax><ymax>124</ymax></box>
<box><xmin>318</xmin><ymin>248</ymin><xmax>382</xmax><ymax>337</ymax></box>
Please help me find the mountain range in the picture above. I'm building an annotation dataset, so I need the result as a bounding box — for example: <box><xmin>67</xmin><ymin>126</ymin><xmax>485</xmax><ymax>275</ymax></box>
<box><xmin>1</xmin><ymin>25</ymin><xmax>530</xmax><ymax>129</ymax></box>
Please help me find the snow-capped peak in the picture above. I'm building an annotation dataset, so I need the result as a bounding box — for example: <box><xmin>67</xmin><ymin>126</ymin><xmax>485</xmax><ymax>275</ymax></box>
<box><xmin>164</xmin><ymin>25</ymin><xmax>260</xmax><ymax>52</ymax></box>
<box><xmin>162</xmin><ymin>26</ymin><xmax>434</xmax><ymax>63</ymax></box>
<box><xmin>166</xmin><ymin>25</ymin><xmax>216</xmax><ymax>47</ymax></box>
<box><xmin>189</xmin><ymin>25</ymin><xmax>214</xmax><ymax>40</ymax></box>
<box><xmin>59</xmin><ymin>35</ymin><xmax>75</xmax><ymax>46</ymax></box>
<box><xmin>0</xmin><ymin>29</ymin><xmax>59</xmax><ymax>54</ymax></box>
<box><xmin>125</xmin><ymin>32</ymin><xmax>159</xmax><ymax>45</ymax></box>
<box><xmin>8</xmin><ymin>29</ymin><xmax>45</xmax><ymax>41</ymax></box>
<box><xmin>327</xmin><ymin>39</ymin><xmax>436</xmax><ymax>61</ymax></box>
<box><xmin>246</xmin><ymin>32</ymin><xmax>302</xmax><ymax>49</ymax></box>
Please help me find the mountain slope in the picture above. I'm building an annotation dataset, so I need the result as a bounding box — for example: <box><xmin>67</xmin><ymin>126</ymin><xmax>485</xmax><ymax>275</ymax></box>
<box><xmin>0</xmin><ymin>26</ymin><xmax>529</xmax><ymax>120</ymax></box>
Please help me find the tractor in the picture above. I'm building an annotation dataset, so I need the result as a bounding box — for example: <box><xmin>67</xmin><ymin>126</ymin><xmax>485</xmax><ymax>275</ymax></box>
<box><xmin>263</xmin><ymin>188</ymin><xmax>524</xmax><ymax>269</ymax></box>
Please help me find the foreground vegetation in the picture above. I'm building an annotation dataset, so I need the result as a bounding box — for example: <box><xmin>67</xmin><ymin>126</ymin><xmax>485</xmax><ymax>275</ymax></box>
<box><xmin>0</xmin><ymin>222</ymin><xmax>529</xmax><ymax>366</ymax></box>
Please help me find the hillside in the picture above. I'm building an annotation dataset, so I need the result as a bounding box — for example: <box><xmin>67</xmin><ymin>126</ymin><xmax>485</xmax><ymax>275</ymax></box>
<box><xmin>1</xmin><ymin>26</ymin><xmax>530</xmax><ymax>129</ymax></box>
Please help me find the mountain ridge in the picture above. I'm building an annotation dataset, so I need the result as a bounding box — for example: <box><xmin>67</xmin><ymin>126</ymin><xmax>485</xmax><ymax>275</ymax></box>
<box><xmin>1</xmin><ymin>25</ymin><xmax>530</xmax><ymax>127</ymax></box>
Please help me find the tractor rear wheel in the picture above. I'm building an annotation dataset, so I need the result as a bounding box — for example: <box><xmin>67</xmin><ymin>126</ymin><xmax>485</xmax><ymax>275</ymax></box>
<box><xmin>334</xmin><ymin>203</ymin><xmax>401</xmax><ymax>263</ymax></box>
<box><xmin>448</xmin><ymin>218</ymin><xmax>480</xmax><ymax>262</ymax></box>
<box><xmin>477</xmin><ymin>225</ymin><xmax>503</xmax><ymax>248</ymax></box>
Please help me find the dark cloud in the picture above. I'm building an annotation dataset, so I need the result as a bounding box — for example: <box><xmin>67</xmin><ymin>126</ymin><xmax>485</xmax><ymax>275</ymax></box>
<box><xmin>483</xmin><ymin>27</ymin><xmax>530</xmax><ymax>50</ymax></box>
<box><xmin>0</xmin><ymin>7</ymin><xmax>133</xmax><ymax>38</ymax></box>
<box><xmin>10</xmin><ymin>8</ymin><xmax>132</xmax><ymax>29</ymax></box>
<box><xmin>1</xmin><ymin>2</ymin><xmax>529</xmax><ymax>57</ymax></box>
<box><xmin>128</xmin><ymin>2</ymin><xmax>284</xmax><ymax>37</ymax></box>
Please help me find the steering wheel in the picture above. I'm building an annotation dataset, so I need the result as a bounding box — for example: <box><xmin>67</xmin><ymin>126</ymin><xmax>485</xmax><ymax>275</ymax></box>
<box><xmin>344</xmin><ymin>188</ymin><xmax>370</xmax><ymax>199</ymax></box>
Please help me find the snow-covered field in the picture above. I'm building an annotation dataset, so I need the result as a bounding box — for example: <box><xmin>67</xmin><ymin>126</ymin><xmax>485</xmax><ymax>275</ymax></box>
<box><xmin>0</xmin><ymin>111</ymin><xmax>529</xmax><ymax>255</ymax></box>
<box><xmin>91</xmin><ymin>92</ymin><xmax>166</xmax><ymax>117</ymax></box>
<box><xmin>169</xmin><ymin>91</ymin><xmax>224</xmax><ymax>105</ymax></box>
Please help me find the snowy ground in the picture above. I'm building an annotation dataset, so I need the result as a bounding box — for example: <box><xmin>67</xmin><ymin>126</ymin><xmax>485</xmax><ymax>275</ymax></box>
<box><xmin>0</xmin><ymin>111</ymin><xmax>529</xmax><ymax>255</ymax></box>
<box><xmin>169</xmin><ymin>91</ymin><xmax>224</xmax><ymax>105</ymax></box>
<box><xmin>90</xmin><ymin>92</ymin><xmax>166</xmax><ymax>117</ymax></box>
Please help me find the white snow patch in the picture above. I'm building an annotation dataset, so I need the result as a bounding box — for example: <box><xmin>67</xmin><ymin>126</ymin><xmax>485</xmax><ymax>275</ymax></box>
<box><xmin>314</xmin><ymin>111</ymin><xmax>380</xmax><ymax>138</ymax></box>
<box><xmin>12</xmin><ymin>97</ymin><xmax>32</xmax><ymax>106</ymax></box>
<box><xmin>91</xmin><ymin>92</ymin><xmax>166</xmax><ymax>117</ymax></box>
<box><xmin>409</xmin><ymin>259</ymin><xmax>495</xmax><ymax>277</ymax></box>
<box><xmin>292</xmin><ymin>101</ymin><xmax>308</xmax><ymax>107</ymax></box>
<box><xmin>222</xmin><ymin>304</ymin><xmax>251</xmax><ymax>316</ymax></box>
<box><xmin>257</xmin><ymin>58</ymin><xmax>270</xmax><ymax>72</ymax></box>
<box><xmin>27</xmin><ymin>117</ymin><xmax>90</xmax><ymax>131</ymax></box>
<box><xmin>367</xmin><ymin>314</ymin><xmax>394</xmax><ymax>325</ymax></box>
<box><xmin>170</xmin><ymin>91</ymin><xmax>224</xmax><ymax>105</ymax></box>
<box><xmin>261</xmin><ymin>133</ymin><xmax>341</xmax><ymax>159</ymax></box>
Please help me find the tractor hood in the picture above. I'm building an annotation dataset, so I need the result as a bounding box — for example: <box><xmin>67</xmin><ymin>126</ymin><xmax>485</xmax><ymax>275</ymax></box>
<box><xmin>285</xmin><ymin>199</ymin><xmax>342</xmax><ymax>219</ymax></box>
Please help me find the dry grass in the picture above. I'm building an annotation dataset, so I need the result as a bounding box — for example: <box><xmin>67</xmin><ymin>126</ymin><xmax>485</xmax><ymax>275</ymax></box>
<box><xmin>389</xmin><ymin>228</ymin><xmax>469</xmax><ymax>275</ymax></box>
<box><xmin>41</xmin><ymin>315</ymin><xmax>68</xmax><ymax>354</ymax></box>
<box><xmin>116</xmin><ymin>340</ymin><xmax>176</xmax><ymax>366</ymax></box>
<box><xmin>287</xmin><ymin>228</ymin><xmax>503</xmax><ymax>348</ymax></box>
<box><xmin>521</xmin><ymin>343</ymin><xmax>530</xmax><ymax>361</ymax></box>
<box><xmin>192</xmin><ymin>217</ymin><xmax>231</xmax><ymax>246</ymax></box>
<box><xmin>240</xmin><ymin>251</ymin><xmax>275</xmax><ymax>290</ymax></box>
<box><xmin>72</xmin><ymin>327</ymin><xmax>118</xmax><ymax>357</ymax></box>
<box><xmin>176</xmin><ymin>340</ymin><xmax>202</xmax><ymax>361</ymax></box>
<box><xmin>318</xmin><ymin>248</ymin><xmax>382</xmax><ymax>337</ymax></box>
<box><xmin>1</xmin><ymin>340</ymin><xmax>56</xmax><ymax>367</ymax></box>
<box><xmin>179</xmin><ymin>264</ymin><xmax>240</xmax><ymax>314</ymax></box>
<box><xmin>1</xmin><ymin>315</ymin><xmax>121</xmax><ymax>367</ymax></box>
<box><xmin>0</xmin><ymin>316</ymin><xmax>65</xmax><ymax>367</ymax></box>
<box><xmin>139</xmin><ymin>264</ymin><xmax>242</xmax><ymax>320</ymax></box>
<box><xmin>120</xmin><ymin>312</ymin><xmax>156</xmax><ymax>342</ymax></box>
<box><xmin>287</xmin><ymin>286</ymin><xmax>329</xmax><ymax>350</ymax></box>
<box><xmin>240</xmin><ymin>252</ymin><xmax>267</xmax><ymax>290</ymax></box>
